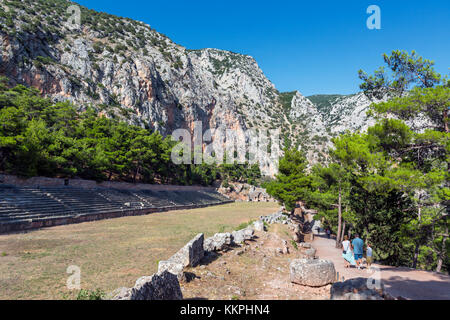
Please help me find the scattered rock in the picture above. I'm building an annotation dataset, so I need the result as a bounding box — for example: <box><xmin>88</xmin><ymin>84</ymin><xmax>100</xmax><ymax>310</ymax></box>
<box><xmin>110</xmin><ymin>287</ymin><xmax>132</xmax><ymax>300</ymax></box>
<box><xmin>260</xmin><ymin>209</ymin><xmax>292</xmax><ymax>225</ymax></box>
<box><xmin>330</xmin><ymin>277</ymin><xmax>385</xmax><ymax>300</ymax></box>
<box><xmin>290</xmin><ymin>259</ymin><xmax>336</xmax><ymax>287</ymax></box>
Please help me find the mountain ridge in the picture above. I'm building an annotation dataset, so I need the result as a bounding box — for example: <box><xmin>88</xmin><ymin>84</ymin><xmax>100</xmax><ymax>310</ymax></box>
<box><xmin>0</xmin><ymin>0</ymin><xmax>377</xmax><ymax>173</ymax></box>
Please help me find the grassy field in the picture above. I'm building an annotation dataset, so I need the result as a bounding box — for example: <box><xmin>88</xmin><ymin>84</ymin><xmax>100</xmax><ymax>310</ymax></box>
<box><xmin>0</xmin><ymin>202</ymin><xmax>279</xmax><ymax>300</ymax></box>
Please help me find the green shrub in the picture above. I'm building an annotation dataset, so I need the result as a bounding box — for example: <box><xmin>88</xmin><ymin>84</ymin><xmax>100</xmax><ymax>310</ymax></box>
<box><xmin>76</xmin><ymin>289</ymin><xmax>105</xmax><ymax>300</ymax></box>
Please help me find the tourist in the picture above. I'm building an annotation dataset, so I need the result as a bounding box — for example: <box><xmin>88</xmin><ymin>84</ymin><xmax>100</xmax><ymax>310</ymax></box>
<box><xmin>342</xmin><ymin>235</ymin><xmax>351</xmax><ymax>268</ymax></box>
<box><xmin>366</xmin><ymin>243</ymin><xmax>373</xmax><ymax>271</ymax></box>
<box><xmin>352</xmin><ymin>234</ymin><xmax>364</xmax><ymax>270</ymax></box>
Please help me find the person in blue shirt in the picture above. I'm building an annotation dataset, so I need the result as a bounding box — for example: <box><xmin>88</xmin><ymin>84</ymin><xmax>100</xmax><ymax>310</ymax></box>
<box><xmin>351</xmin><ymin>234</ymin><xmax>364</xmax><ymax>270</ymax></box>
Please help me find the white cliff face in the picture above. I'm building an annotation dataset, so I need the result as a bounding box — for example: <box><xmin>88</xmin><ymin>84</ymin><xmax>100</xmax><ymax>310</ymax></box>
<box><xmin>289</xmin><ymin>91</ymin><xmax>327</xmax><ymax>137</ymax></box>
<box><xmin>0</xmin><ymin>0</ymin><xmax>389</xmax><ymax>172</ymax></box>
<box><xmin>319</xmin><ymin>93</ymin><xmax>378</xmax><ymax>134</ymax></box>
<box><xmin>0</xmin><ymin>0</ymin><xmax>286</xmax><ymax>175</ymax></box>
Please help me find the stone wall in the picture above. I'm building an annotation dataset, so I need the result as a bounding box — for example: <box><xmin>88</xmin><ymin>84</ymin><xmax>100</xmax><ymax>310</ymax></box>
<box><xmin>113</xmin><ymin>222</ymin><xmax>260</xmax><ymax>300</ymax></box>
<box><xmin>0</xmin><ymin>174</ymin><xmax>215</xmax><ymax>192</ymax></box>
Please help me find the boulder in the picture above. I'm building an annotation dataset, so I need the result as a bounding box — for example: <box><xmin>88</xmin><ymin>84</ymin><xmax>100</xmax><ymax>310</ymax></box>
<box><xmin>253</xmin><ymin>220</ymin><xmax>265</xmax><ymax>232</ymax></box>
<box><xmin>111</xmin><ymin>270</ymin><xmax>183</xmax><ymax>300</ymax></box>
<box><xmin>130</xmin><ymin>271</ymin><xmax>183</xmax><ymax>300</ymax></box>
<box><xmin>204</xmin><ymin>232</ymin><xmax>233</xmax><ymax>252</ymax></box>
<box><xmin>330</xmin><ymin>277</ymin><xmax>385</xmax><ymax>300</ymax></box>
<box><xmin>157</xmin><ymin>260</ymin><xmax>185</xmax><ymax>282</ymax></box>
<box><xmin>169</xmin><ymin>233</ymin><xmax>204</xmax><ymax>267</ymax></box>
<box><xmin>232</xmin><ymin>228</ymin><xmax>254</xmax><ymax>244</ymax></box>
<box><xmin>290</xmin><ymin>259</ymin><xmax>336</xmax><ymax>287</ymax></box>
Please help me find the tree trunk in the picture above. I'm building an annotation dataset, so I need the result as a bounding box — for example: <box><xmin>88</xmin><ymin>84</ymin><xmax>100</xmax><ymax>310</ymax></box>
<box><xmin>412</xmin><ymin>243</ymin><xmax>420</xmax><ymax>269</ymax></box>
<box><xmin>436</xmin><ymin>225</ymin><xmax>448</xmax><ymax>273</ymax></box>
<box><xmin>341</xmin><ymin>221</ymin><xmax>346</xmax><ymax>244</ymax></box>
<box><xmin>412</xmin><ymin>206</ymin><xmax>422</xmax><ymax>269</ymax></box>
<box><xmin>335</xmin><ymin>185</ymin><xmax>342</xmax><ymax>248</ymax></box>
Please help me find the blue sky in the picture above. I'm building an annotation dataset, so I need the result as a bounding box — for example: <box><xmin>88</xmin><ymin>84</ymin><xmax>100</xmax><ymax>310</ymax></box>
<box><xmin>76</xmin><ymin>0</ymin><xmax>450</xmax><ymax>96</ymax></box>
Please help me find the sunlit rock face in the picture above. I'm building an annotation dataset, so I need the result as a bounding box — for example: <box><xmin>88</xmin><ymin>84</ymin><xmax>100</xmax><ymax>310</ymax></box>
<box><xmin>0</xmin><ymin>0</ymin><xmax>391</xmax><ymax>174</ymax></box>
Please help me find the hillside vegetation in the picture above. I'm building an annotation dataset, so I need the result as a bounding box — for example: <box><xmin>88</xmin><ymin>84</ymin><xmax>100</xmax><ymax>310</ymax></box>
<box><xmin>267</xmin><ymin>51</ymin><xmax>449</xmax><ymax>273</ymax></box>
<box><xmin>0</xmin><ymin>77</ymin><xmax>261</xmax><ymax>185</ymax></box>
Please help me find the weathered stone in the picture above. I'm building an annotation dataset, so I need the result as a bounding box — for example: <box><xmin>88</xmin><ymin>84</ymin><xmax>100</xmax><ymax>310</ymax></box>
<box><xmin>204</xmin><ymin>232</ymin><xmax>233</xmax><ymax>252</ymax></box>
<box><xmin>253</xmin><ymin>220</ymin><xmax>265</xmax><ymax>232</ymax></box>
<box><xmin>157</xmin><ymin>260</ymin><xmax>185</xmax><ymax>282</ymax></box>
<box><xmin>260</xmin><ymin>209</ymin><xmax>292</xmax><ymax>225</ymax></box>
<box><xmin>330</xmin><ymin>277</ymin><xmax>385</xmax><ymax>300</ymax></box>
<box><xmin>304</xmin><ymin>248</ymin><xmax>316</xmax><ymax>259</ymax></box>
<box><xmin>129</xmin><ymin>271</ymin><xmax>183</xmax><ymax>300</ymax></box>
<box><xmin>111</xmin><ymin>287</ymin><xmax>132</xmax><ymax>300</ymax></box>
<box><xmin>232</xmin><ymin>228</ymin><xmax>254</xmax><ymax>245</ymax></box>
<box><xmin>169</xmin><ymin>233</ymin><xmax>204</xmax><ymax>267</ymax></box>
<box><xmin>290</xmin><ymin>259</ymin><xmax>336</xmax><ymax>287</ymax></box>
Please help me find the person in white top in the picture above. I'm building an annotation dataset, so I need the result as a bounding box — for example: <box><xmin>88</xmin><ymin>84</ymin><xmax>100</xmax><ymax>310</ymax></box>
<box><xmin>342</xmin><ymin>235</ymin><xmax>351</xmax><ymax>268</ymax></box>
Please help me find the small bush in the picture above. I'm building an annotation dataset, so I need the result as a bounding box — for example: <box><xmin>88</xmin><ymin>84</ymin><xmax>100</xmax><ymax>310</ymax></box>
<box><xmin>76</xmin><ymin>289</ymin><xmax>105</xmax><ymax>300</ymax></box>
<box><xmin>290</xmin><ymin>240</ymin><xmax>298</xmax><ymax>250</ymax></box>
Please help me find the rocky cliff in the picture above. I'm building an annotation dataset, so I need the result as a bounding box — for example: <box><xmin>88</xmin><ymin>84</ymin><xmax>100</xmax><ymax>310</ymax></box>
<box><xmin>0</xmin><ymin>0</ymin><xmax>378</xmax><ymax>173</ymax></box>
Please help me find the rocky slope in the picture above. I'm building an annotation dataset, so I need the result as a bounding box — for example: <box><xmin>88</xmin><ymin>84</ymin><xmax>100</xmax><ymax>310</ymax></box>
<box><xmin>0</xmin><ymin>0</ymin><xmax>378</xmax><ymax>173</ymax></box>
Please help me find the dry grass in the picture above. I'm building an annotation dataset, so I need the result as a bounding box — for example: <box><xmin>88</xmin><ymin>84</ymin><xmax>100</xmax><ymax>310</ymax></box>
<box><xmin>0</xmin><ymin>202</ymin><xmax>279</xmax><ymax>300</ymax></box>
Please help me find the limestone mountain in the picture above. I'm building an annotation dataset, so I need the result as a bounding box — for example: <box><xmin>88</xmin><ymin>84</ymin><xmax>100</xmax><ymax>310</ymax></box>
<box><xmin>0</xmin><ymin>0</ymin><xmax>377</xmax><ymax>173</ymax></box>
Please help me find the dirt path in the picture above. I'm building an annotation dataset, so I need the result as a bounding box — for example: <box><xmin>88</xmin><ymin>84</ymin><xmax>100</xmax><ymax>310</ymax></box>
<box><xmin>313</xmin><ymin>235</ymin><xmax>450</xmax><ymax>300</ymax></box>
<box><xmin>181</xmin><ymin>226</ymin><xmax>331</xmax><ymax>300</ymax></box>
